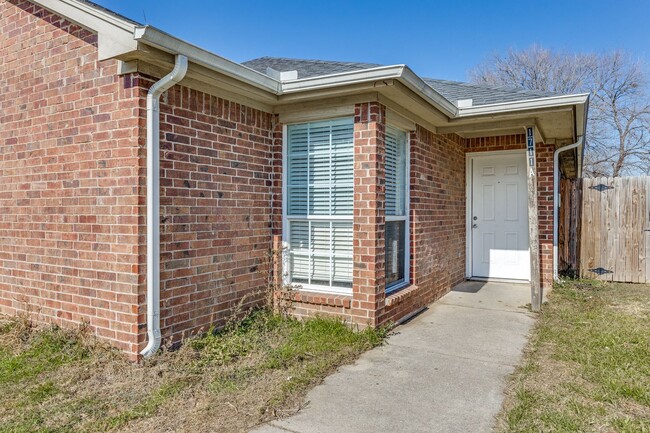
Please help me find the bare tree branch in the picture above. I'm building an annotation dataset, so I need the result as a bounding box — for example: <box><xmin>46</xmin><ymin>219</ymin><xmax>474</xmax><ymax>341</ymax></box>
<box><xmin>469</xmin><ymin>47</ymin><xmax>650</xmax><ymax>177</ymax></box>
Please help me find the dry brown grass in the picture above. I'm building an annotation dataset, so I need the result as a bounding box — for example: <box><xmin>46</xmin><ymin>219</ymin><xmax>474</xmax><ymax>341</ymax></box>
<box><xmin>494</xmin><ymin>280</ymin><xmax>650</xmax><ymax>433</ymax></box>
<box><xmin>0</xmin><ymin>310</ymin><xmax>386</xmax><ymax>433</ymax></box>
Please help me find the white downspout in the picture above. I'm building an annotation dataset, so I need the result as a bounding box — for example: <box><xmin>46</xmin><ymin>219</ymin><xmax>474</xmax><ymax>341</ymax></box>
<box><xmin>141</xmin><ymin>55</ymin><xmax>188</xmax><ymax>358</ymax></box>
<box><xmin>553</xmin><ymin>136</ymin><xmax>584</xmax><ymax>282</ymax></box>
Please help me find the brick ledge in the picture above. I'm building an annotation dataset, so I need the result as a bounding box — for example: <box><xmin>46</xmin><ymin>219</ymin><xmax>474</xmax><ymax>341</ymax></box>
<box><xmin>279</xmin><ymin>291</ymin><xmax>352</xmax><ymax>309</ymax></box>
<box><xmin>385</xmin><ymin>284</ymin><xmax>420</xmax><ymax>307</ymax></box>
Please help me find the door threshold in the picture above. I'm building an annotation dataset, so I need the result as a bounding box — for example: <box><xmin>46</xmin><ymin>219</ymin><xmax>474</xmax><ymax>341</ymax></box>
<box><xmin>468</xmin><ymin>277</ymin><xmax>530</xmax><ymax>286</ymax></box>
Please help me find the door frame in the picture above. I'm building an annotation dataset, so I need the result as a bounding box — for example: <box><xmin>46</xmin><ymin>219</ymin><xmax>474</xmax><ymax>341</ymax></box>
<box><xmin>465</xmin><ymin>149</ymin><xmax>528</xmax><ymax>279</ymax></box>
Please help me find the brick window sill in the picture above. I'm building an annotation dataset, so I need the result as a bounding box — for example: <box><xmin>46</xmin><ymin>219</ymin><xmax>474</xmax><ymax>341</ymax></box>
<box><xmin>385</xmin><ymin>284</ymin><xmax>420</xmax><ymax>307</ymax></box>
<box><xmin>279</xmin><ymin>290</ymin><xmax>352</xmax><ymax>309</ymax></box>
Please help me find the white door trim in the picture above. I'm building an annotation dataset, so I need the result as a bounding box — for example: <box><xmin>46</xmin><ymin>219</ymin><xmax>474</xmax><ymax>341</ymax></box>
<box><xmin>465</xmin><ymin>149</ymin><xmax>527</xmax><ymax>279</ymax></box>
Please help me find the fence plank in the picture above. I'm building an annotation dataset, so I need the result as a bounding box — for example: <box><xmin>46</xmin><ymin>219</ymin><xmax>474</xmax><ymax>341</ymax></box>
<box><xmin>632</xmin><ymin>177</ymin><xmax>640</xmax><ymax>282</ymax></box>
<box><xmin>559</xmin><ymin>178</ymin><xmax>583</xmax><ymax>275</ymax></box>
<box><xmin>642</xmin><ymin>177</ymin><xmax>648</xmax><ymax>283</ymax></box>
<box><xmin>594</xmin><ymin>177</ymin><xmax>603</xmax><ymax>280</ymax></box>
<box><xmin>580</xmin><ymin>178</ymin><xmax>594</xmax><ymax>277</ymax></box>
<box><xmin>614</xmin><ymin>177</ymin><xmax>624</xmax><ymax>282</ymax></box>
<box><xmin>634</xmin><ymin>178</ymin><xmax>650</xmax><ymax>283</ymax></box>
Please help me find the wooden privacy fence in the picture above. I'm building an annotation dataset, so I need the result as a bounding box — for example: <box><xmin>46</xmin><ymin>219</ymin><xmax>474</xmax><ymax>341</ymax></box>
<box><xmin>560</xmin><ymin>176</ymin><xmax>650</xmax><ymax>283</ymax></box>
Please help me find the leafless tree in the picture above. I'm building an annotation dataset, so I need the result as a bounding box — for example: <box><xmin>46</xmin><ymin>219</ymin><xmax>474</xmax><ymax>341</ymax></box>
<box><xmin>470</xmin><ymin>46</ymin><xmax>650</xmax><ymax>177</ymax></box>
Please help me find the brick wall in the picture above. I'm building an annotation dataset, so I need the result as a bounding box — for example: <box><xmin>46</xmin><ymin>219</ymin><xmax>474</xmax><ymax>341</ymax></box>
<box><xmin>153</xmin><ymin>82</ymin><xmax>277</xmax><ymax>347</ymax></box>
<box><xmin>0</xmin><ymin>0</ymin><xmax>143</xmax><ymax>356</ymax></box>
<box><xmin>466</xmin><ymin>134</ymin><xmax>555</xmax><ymax>290</ymax></box>
<box><xmin>0</xmin><ymin>0</ymin><xmax>280</xmax><ymax>358</ymax></box>
<box><xmin>382</xmin><ymin>127</ymin><xmax>466</xmax><ymax>324</ymax></box>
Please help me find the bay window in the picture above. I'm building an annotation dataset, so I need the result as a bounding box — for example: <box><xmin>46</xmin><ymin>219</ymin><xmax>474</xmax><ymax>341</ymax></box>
<box><xmin>283</xmin><ymin>118</ymin><xmax>409</xmax><ymax>295</ymax></box>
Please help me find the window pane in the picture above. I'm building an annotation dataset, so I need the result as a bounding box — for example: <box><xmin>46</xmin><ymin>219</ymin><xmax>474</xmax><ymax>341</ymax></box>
<box><xmin>386</xmin><ymin>220</ymin><xmax>406</xmax><ymax>287</ymax></box>
<box><xmin>310</xmin><ymin>222</ymin><xmax>332</xmax><ymax>286</ymax></box>
<box><xmin>289</xmin><ymin>221</ymin><xmax>309</xmax><ymax>284</ymax></box>
<box><xmin>332</xmin><ymin>222</ymin><xmax>353</xmax><ymax>287</ymax></box>
<box><xmin>287</xmin><ymin>119</ymin><xmax>353</xmax><ymax>217</ymax></box>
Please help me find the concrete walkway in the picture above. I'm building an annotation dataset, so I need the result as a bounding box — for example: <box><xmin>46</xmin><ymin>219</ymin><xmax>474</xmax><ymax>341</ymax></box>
<box><xmin>252</xmin><ymin>281</ymin><xmax>536</xmax><ymax>433</ymax></box>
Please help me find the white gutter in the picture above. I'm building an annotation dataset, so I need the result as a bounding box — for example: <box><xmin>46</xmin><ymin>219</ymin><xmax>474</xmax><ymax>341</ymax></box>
<box><xmin>552</xmin><ymin>136</ymin><xmax>584</xmax><ymax>282</ymax></box>
<box><xmin>141</xmin><ymin>54</ymin><xmax>189</xmax><ymax>358</ymax></box>
<box><xmin>400</xmin><ymin>67</ymin><xmax>459</xmax><ymax>117</ymax></box>
<box><xmin>457</xmin><ymin>93</ymin><xmax>590</xmax><ymax>117</ymax></box>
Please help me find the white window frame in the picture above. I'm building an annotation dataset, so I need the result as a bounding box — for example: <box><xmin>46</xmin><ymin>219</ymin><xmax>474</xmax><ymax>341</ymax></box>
<box><xmin>281</xmin><ymin>118</ymin><xmax>354</xmax><ymax>295</ymax></box>
<box><xmin>385</xmin><ymin>126</ymin><xmax>410</xmax><ymax>294</ymax></box>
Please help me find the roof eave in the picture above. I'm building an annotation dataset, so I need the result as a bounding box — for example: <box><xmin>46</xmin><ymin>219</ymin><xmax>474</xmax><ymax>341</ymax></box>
<box><xmin>456</xmin><ymin>93</ymin><xmax>590</xmax><ymax>117</ymax></box>
<box><xmin>30</xmin><ymin>0</ymin><xmax>138</xmax><ymax>60</ymax></box>
<box><xmin>133</xmin><ymin>26</ymin><xmax>281</xmax><ymax>94</ymax></box>
<box><xmin>279</xmin><ymin>65</ymin><xmax>458</xmax><ymax>118</ymax></box>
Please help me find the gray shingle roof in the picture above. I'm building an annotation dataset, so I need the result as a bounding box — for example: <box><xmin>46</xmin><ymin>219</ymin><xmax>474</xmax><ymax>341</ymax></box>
<box><xmin>423</xmin><ymin>78</ymin><xmax>558</xmax><ymax>107</ymax></box>
<box><xmin>79</xmin><ymin>0</ymin><xmax>142</xmax><ymax>26</ymax></box>
<box><xmin>242</xmin><ymin>57</ymin><xmax>382</xmax><ymax>79</ymax></box>
<box><xmin>242</xmin><ymin>57</ymin><xmax>561</xmax><ymax>107</ymax></box>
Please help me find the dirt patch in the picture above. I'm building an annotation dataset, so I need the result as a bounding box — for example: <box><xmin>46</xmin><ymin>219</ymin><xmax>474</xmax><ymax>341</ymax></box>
<box><xmin>609</xmin><ymin>300</ymin><xmax>650</xmax><ymax>316</ymax></box>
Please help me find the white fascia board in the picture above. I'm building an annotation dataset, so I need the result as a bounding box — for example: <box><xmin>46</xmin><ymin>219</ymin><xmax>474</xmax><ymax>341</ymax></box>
<box><xmin>30</xmin><ymin>0</ymin><xmax>138</xmax><ymax>60</ymax></box>
<box><xmin>279</xmin><ymin>65</ymin><xmax>406</xmax><ymax>92</ymax></box>
<box><xmin>399</xmin><ymin>66</ymin><xmax>458</xmax><ymax>117</ymax></box>
<box><xmin>279</xmin><ymin>65</ymin><xmax>457</xmax><ymax>118</ymax></box>
<box><xmin>133</xmin><ymin>26</ymin><xmax>280</xmax><ymax>94</ymax></box>
<box><xmin>456</xmin><ymin>93</ymin><xmax>590</xmax><ymax>117</ymax></box>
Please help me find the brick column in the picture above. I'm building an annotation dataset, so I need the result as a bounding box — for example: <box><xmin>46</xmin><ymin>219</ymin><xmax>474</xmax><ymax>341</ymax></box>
<box><xmin>351</xmin><ymin>102</ymin><xmax>386</xmax><ymax>326</ymax></box>
<box><xmin>536</xmin><ymin>141</ymin><xmax>555</xmax><ymax>290</ymax></box>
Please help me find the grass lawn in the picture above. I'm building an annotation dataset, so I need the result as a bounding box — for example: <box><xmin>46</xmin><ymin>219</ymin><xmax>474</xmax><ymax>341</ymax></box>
<box><xmin>0</xmin><ymin>310</ymin><xmax>386</xmax><ymax>433</ymax></box>
<box><xmin>496</xmin><ymin>280</ymin><xmax>650</xmax><ymax>433</ymax></box>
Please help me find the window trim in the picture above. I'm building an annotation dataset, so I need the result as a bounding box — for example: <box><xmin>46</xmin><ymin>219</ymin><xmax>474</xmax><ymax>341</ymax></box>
<box><xmin>385</xmin><ymin>126</ymin><xmax>410</xmax><ymax>294</ymax></box>
<box><xmin>281</xmin><ymin>118</ymin><xmax>355</xmax><ymax>296</ymax></box>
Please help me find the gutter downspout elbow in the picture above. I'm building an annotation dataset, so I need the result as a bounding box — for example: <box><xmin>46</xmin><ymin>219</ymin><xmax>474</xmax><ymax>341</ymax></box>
<box><xmin>553</xmin><ymin>136</ymin><xmax>584</xmax><ymax>282</ymax></box>
<box><xmin>141</xmin><ymin>55</ymin><xmax>188</xmax><ymax>358</ymax></box>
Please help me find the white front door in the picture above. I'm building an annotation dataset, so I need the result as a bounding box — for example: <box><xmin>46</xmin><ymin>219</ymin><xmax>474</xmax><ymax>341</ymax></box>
<box><xmin>470</xmin><ymin>153</ymin><xmax>530</xmax><ymax>280</ymax></box>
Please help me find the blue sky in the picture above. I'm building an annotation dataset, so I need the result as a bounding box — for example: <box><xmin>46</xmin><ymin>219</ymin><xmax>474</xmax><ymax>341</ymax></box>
<box><xmin>97</xmin><ymin>0</ymin><xmax>650</xmax><ymax>82</ymax></box>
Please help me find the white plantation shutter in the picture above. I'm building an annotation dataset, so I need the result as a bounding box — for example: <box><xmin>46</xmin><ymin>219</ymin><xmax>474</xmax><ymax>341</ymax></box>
<box><xmin>286</xmin><ymin>118</ymin><xmax>354</xmax><ymax>293</ymax></box>
<box><xmin>287</xmin><ymin>125</ymin><xmax>309</xmax><ymax>215</ymax></box>
<box><xmin>385</xmin><ymin>126</ymin><xmax>409</xmax><ymax>291</ymax></box>
<box><xmin>385</xmin><ymin>126</ymin><xmax>407</xmax><ymax>217</ymax></box>
<box><xmin>331</xmin><ymin>222</ymin><xmax>353</xmax><ymax>287</ymax></box>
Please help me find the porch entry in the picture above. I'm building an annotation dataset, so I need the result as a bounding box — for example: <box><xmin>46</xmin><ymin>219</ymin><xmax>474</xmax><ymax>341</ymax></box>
<box><xmin>468</xmin><ymin>152</ymin><xmax>531</xmax><ymax>281</ymax></box>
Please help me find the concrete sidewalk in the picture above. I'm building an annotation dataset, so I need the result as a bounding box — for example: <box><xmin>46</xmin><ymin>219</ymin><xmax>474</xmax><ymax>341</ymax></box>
<box><xmin>251</xmin><ymin>281</ymin><xmax>536</xmax><ymax>433</ymax></box>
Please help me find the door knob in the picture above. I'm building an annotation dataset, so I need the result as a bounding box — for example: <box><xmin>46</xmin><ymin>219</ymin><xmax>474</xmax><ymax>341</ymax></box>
<box><xmin>472</xmin><ymin>224</ymin><xmax>478</xmax><ymax>229</ymax></box>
